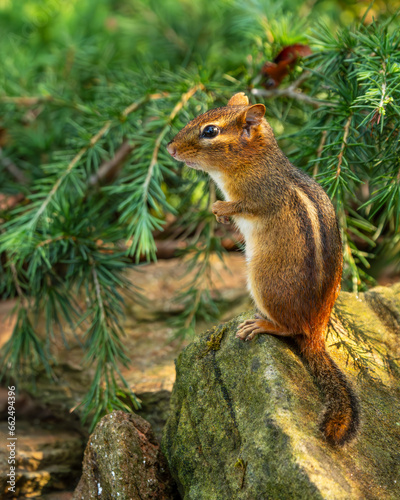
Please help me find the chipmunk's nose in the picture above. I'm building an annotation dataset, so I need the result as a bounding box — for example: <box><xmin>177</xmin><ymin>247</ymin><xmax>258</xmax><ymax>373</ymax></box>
<box><xmin>167</xmin><ymin>141</ymin><xmax>177</xmax><ymax>158</ymax></box>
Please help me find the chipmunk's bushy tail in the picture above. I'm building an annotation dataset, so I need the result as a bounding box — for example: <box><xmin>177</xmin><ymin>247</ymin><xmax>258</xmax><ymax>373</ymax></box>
<box><xmin>298</xmin><ymin>341</ymin><xmax>360</xmax><ymax>445</ymax></box>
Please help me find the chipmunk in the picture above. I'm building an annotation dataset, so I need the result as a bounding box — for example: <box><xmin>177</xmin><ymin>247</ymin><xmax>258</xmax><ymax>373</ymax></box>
<box><xmin>166</xmin><ymin>92</ymin><xmax>360</xmax><ymax>445</ymax></box>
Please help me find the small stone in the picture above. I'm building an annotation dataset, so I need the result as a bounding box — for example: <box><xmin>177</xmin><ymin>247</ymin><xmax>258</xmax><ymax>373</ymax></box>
<box><xmin>73</xmin><ymin>411</ymin><xmax>177</xmax><ymax>499</ymax></box>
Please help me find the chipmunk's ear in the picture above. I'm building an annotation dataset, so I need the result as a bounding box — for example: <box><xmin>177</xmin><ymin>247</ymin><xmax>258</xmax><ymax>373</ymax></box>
<box><xmin>244</xmin><ymin>104</ymin><xmax>266</xmax><ymax>126</ymax></box>
<box><xmin>227</xmin><ymin>92</ymin><xmax>249</xmax><ymax>106</ymax></box>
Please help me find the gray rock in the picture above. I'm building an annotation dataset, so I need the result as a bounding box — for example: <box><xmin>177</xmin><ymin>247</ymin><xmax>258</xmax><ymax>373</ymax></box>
<box><xmin>162</xmin><ymin>285</ymin><xmax>400</xmax><ymax>500</ymax></box>
<box><xmin>74</xmin><ymin>411</ymin><xmax>177</xmax><ymax>500</ymax></box>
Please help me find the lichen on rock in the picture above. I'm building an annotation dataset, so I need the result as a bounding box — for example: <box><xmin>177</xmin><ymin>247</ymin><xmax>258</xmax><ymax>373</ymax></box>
<box><xmin>162</xmin><ymin>285</ymin><xmax>400</xmax><ymax>500</ymax></box>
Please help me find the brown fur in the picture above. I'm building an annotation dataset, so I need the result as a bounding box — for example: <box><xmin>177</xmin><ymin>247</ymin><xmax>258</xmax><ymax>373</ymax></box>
<box><xmin>167</xmin><ymin>93</ymin><xmax>360</xmax><ymax>445</ymax></box>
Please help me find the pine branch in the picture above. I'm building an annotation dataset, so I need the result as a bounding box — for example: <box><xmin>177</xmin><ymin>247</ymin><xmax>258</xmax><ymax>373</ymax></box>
<box><xmin>88</xmin><ymin>92</ymin><xmax>168</xmax><ymax>187</ymax></box>
<box><xmin>121</xmin><ymin>92</ymin><xmax>169</xmax><ymax>117</ymax></box>
<box><xmin>142</xmin><ymin>84</ymin><xmax>205</xmax><ymax>202</ymax></box>
<box><xmin>313</xmin><ymin>130</ymin><xmax>327</xmax><ymax>177</ymax></box>
<box><xmin>34</xmin><ymin>120</ymin><xmax>112</xmax><ymax>223</ymax></box>
<box><xmin>35</xmin><ymin>235</ymin><xmax>76</xmax><ymax>248</ymax></box>
<box><xmin>33</xmin><ymin>93</ymin><xmax>168</xmax><ymax>223</ymax></box>
<box><xmin>251</xmin><ymin>72</ymin><xmax>328</xmax><ymax>108</ymax></box>
<box><xmin>0</xmin><ymin>148</ymin><xmax>28</xmax><ymax>184</ymax></box>
<box><xmin>0</xmin><ymin>95</ymin><xmax>99</xmax><ymax>115</ymax></box>
<box><xmin>0</xmin><ymin>96</ymin><xmax>55</xmax><ymax>106</ymax></box>
<box><xmin>92</xmin><ymin>266</ymin><xmax>106</xmax><ymax>322</ymax></box>
<box><xmin>9</xmin><ymin>260</ymin><xmax>27</xmax><ymax>307</ymax></box>
<box><xmin>377</xmin><ymin>81</ymin><xmax>387</xmax><ymax>114</ymax></box>
<box><xmin>336</xmin><ymin>114</ymin><xmax>352</xmax><ymax>178</ymax></box>
<box><xmin>88</xmin><ymin>140</ymin><xmax>133</xmax><ymax>186</ymax></box>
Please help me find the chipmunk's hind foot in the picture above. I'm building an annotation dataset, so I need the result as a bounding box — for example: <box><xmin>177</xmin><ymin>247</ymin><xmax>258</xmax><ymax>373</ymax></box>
<box><xmin>236</xmin><ymin>314</ymin><xmax>292</xmax><ymax>341</ymax></box>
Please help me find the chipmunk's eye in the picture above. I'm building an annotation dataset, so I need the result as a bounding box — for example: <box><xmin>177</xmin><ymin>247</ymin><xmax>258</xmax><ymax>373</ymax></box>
<box><xmin>201</xmin><ymin>125</ymin><xmax>220</xmax><ymax>139</ymax></box>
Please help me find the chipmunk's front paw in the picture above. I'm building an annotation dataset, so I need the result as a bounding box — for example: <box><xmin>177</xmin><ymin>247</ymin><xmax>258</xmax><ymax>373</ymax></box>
<box><xmin>216</xmin><ymin>215</ymin><xmax>230</xmax><ymax>224</ymax></box>
<box><xmin>212</xmin><ymin>201</ymin><xmax>231</xmax><ymax>224</ymax></box>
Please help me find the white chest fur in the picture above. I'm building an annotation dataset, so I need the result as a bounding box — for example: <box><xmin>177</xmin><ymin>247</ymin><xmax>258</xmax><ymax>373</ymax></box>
<box><xmin>209</xmin><ymin>172</ymin><xmax>255</xmax><ymax>262</ymax></box>
<box><xmin>209</xmin><ymin>171</ymin><xmax>229</xmax><ymax>199</ymax></box>
<box><xmin>235</xmin><ymin>217</ymin><xmax>255</xmax><ymax>262</ymax></box>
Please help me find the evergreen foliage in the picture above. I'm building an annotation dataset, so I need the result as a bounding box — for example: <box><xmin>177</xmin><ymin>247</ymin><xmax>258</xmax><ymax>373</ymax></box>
<box><xmin>290</xmin><ymin>14</ymin><xmax>400</xmax><ymax>291</ymax></box>
<box><xmin>1</xmin><ymin>0</ymin><xmax>399</xmax><ymax>427</ymax></box>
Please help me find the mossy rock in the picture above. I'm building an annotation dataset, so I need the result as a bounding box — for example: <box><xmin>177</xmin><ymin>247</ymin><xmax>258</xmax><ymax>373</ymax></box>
<box><xmin>74</xmin><ymin>411</ymin><xmax>177</xmax><ymax>500</ymax></box>
<box><xmin>162</xmin><ymin>285</ymin><xmax>400</xmax><ymax>500</ymax></box>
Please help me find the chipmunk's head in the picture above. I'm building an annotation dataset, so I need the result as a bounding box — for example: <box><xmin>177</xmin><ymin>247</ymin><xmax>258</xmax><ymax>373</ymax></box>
<box><xmin>167</xmin><ymin>92</ymin><xmax>277</xmax><ymax>174</ymax></box>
